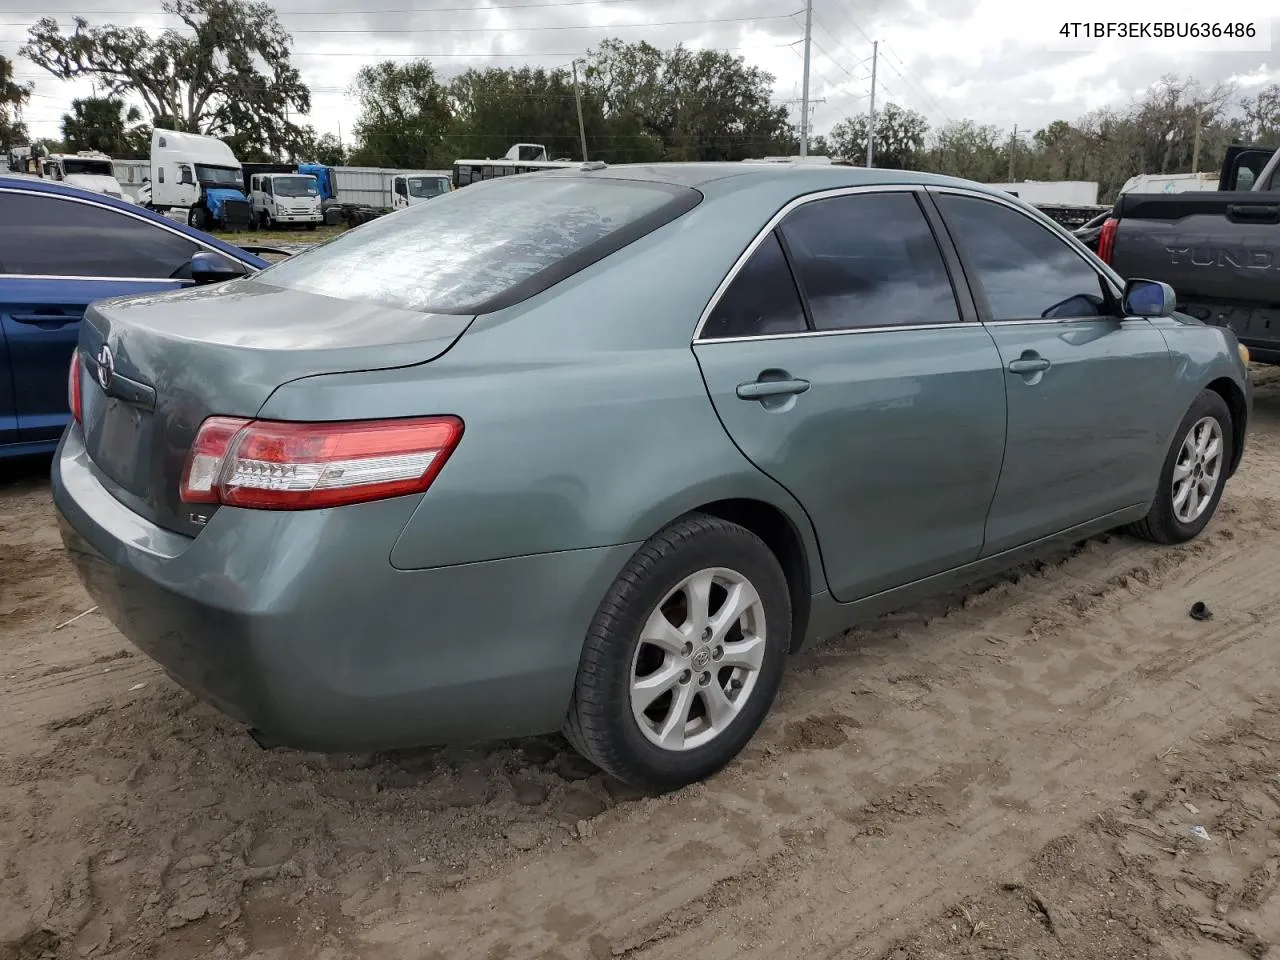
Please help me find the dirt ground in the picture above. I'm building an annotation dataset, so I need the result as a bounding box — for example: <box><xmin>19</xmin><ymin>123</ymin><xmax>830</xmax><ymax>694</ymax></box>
<box><xmin>5</xmin><ymin>374</ymin><xmax>1280</xmax><ymax>960</ymax></box>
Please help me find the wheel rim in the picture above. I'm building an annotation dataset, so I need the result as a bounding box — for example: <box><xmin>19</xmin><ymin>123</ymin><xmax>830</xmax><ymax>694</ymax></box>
<box><xmin>1172</xmin><ymin>415</ymin><xmax>1224</xmax><ymax>524</ymax></box>
<box><xmin>628</xmin><ymin>567</ymin><xmax>767</xmax><ymax>753</ymax></box>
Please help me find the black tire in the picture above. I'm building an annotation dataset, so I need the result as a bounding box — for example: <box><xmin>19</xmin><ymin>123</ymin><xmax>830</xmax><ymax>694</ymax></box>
<box><xmin>1126</xmin><ymin>389</ymin><xmax>1233</xmax><ymax>545</ymax></box>
<box><xmin>563</xmin><ymin>513</ymin><xmax>792</xmax><ymax>792</ymax></box>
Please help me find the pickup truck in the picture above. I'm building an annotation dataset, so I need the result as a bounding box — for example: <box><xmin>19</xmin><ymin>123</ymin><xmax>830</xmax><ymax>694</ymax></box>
<box><xmin>1098</xmin><ymin>143</ymin><xmax>1280</xmax><ymax>364</ymax></box>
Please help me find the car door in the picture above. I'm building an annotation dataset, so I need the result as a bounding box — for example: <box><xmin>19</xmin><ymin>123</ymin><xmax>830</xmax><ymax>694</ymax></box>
<box><xmin>693</xmin><ymin>187</ymin><xmax>1008</xmax><ymax>603</ymax></box>
<box><xmin>928</xmin><ymin>188</ymin><xmax>1174</xmax><ymax>555</ymax></box>
<box><xmin>0</xmin><ymin>188</ymin><xmax>203</xmax><ymax>447</ymax></box>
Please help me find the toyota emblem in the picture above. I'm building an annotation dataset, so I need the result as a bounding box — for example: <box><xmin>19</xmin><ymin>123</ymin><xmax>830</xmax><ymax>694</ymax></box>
<box><xmin>96</xmin><ymin>344</ymin><xmax>114</xmax><ymax>392</ymax></box>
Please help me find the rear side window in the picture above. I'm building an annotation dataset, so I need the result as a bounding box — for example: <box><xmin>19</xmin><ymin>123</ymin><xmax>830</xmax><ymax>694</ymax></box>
<box><xmin>257</xmin><ymin>176</ymin><xmax>700</xmax><ymax>313</ymax></box>
<box><xmin>701</xmin><ymin>232</ymin><xmax>807</xmax><ymax>339</ymax></box>
<box><xmin>0</xmin><ymin>190</ymin><xmax>200</xmax><ymax>278</ymax></box>
<box><xmin>778</xmin><ymin>192</ymin><xmax>960</xmax><ymax>330</ymax></box>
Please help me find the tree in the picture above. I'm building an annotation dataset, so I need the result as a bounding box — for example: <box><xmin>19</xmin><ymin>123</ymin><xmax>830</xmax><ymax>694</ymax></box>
<box><xmin>447</xmin><ymin>66</ymin><xmax>602</xmax><ymax>163</ymax></box>
<box><xmin>61</xmin><ymin>96</ymin><xmax>149</xmax><ymax>157</ymax></box>
<box><xmin>829</xmin><ymin>102</ymin><xmax>928</xmax><ymax>169</ymax></box>
<box><xmin>297</xmin><ymin>129</ymin><xmax>346</xmax><ymax>166</ymax></box>
<box><xmin>348</xmin><ymin>60</ymin><xmax>452</xmax><ymax>168</ymax></box>
<box><xmin>1241</xmin><ymin>83</ymin><xmax>1280</xmax><ymax>143</ymax></box>
<box><xmin>22</xmin><ymin>0</ymin><xmax>311</xmax><ymax>159</ymax></box>
<box><xmin>584</xmin><ymin>39</ymin><xmax>793</xmax><ymax>162</ymax></box>
<box><xmin>0</xmin><ymin>55</ymin><xmax>31</xmax><ymax>151</ymax></box>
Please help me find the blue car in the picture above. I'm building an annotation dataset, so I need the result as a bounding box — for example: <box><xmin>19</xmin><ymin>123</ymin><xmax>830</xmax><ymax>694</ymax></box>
<box><xmin>0</xmin><ymin>175</ymin><xmax>269</xmax><ymax>459</ymax></box>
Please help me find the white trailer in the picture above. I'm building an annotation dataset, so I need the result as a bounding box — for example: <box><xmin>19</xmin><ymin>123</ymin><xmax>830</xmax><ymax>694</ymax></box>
<box><xmin>986</xmin><ymin>180</ymin><xmax>1100</xmax><ymax>206</ymax></box>
<box><xmin>1118</xmin><ymin>172</ymin><xmax>1220</xmax><ymax>195</ymax></box>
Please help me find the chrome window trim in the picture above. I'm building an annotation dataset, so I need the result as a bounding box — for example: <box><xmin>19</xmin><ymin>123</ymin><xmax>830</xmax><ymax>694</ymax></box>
<box><xmin>0</xmin><ymin>185</ymin><xmax>262</xmax><ymax>280</ymax></box>
<box><xmin>691</xmin><ymin>183</ymin><xmax>959</xmax><ymax>344</ymax></box>
<box><xmin>924</xmin><ymin>184</ymin><xmax>1127</xmax><ymax>306</ymax></box>
<box><xmin>0</xmin><ymin>273</ymin><xmax>186</xmax><ymax>284</ymax></box>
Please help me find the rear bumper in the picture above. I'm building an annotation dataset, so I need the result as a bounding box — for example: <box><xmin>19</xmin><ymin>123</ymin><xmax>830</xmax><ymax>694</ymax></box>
<box><xmin>52</xmin><ymin>428</ymin><xmax>635</xmax><ymax>752</ymax></box>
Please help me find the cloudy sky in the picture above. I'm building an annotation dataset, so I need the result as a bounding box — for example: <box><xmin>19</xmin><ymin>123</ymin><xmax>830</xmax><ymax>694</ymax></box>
<box><xmin>3</xmin><ymin>0</ymin><xmax>1278</xmax><ymax>152</ymax></box>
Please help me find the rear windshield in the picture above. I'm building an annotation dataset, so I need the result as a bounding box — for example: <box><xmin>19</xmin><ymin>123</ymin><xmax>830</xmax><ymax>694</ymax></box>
<box><xmin>255</xmin><ymin>175</ymin><xmax>700</xmax><ymax>313</ymax></box>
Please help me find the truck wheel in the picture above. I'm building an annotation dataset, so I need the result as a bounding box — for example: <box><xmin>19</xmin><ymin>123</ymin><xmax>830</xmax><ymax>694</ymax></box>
<box><xmin>563</xmin><ymin>514</ymin><xmax>791</xmax><ymax>792</ymax></box>
<box><xmin>1126</xmin><ymin>389</ymin><xmax>1233</xmax><ymax>545</ymax></box>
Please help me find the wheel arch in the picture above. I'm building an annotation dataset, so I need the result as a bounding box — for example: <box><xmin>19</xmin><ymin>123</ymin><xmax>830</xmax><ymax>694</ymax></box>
<box><xmin>1205</xmin><ymin>376</ymin><xmax>1247</xmax><ymax>477</ymax></box>
<box><xmin>677</xmin><ymin>498</ymin><xmax>814</xmax><ymax>654</ymax></box>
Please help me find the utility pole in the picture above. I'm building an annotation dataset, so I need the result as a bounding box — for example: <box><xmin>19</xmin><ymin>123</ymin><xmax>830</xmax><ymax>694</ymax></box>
<box><xmin>571</xmin><ymin>59</ymin><xmax>589</xmax><ymax>162</ymax></box>
<box><xmin>1008</xmin><ymin>124</ymin><xmax>1017</xmax><ymax>181</ymax></box>
<box><xmin>1191</xmin><ymin>105</ymin><xmax>1202</xmax><ymax>172</ymax></box>
<box><xmin>799</xmin><ymin>0</ymin><xmax>813</xmax><ymax>157</ymax></box>
<box><xmin>865</xmin><ymin>40</ymin><xmax>878</xmax><ymax>167</ymax></box>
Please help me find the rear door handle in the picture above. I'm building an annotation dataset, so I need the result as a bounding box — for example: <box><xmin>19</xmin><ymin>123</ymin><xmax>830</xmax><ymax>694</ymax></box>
<box><xmin>1008</xmin><ymin>357</ymin><xmax>1050</xmax><ymax>374</ymax></box>
<box><xmin>10</xmin><ymin>311</ymin><xmax>82</xmax><ymax>329</ymax></box>
<box><xmin>736</xmin><ymin>378</ymin><xmax>811</xmax><ymax>400</ymax></box>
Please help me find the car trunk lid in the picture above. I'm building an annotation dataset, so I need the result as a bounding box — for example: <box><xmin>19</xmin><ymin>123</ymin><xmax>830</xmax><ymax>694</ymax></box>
<box><xmin>76</xmin><ymin>277</ymin><xmax>474</xmax><ymax>537</ymax></box>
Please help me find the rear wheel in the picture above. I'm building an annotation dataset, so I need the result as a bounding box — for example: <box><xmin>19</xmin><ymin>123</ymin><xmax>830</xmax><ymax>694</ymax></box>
<box><xmin>1126</xmin><ymin>389</ymin><xmax>1233</xmax><ymax>544</ymax></box>
<box><xmin>563</xmin><ymin>514</ymin><xmax>791</xmax><ymax>792</ymax></box>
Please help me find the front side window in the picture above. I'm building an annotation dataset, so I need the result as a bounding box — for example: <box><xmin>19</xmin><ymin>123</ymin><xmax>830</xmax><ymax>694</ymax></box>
<box><xmin>257</xmin><ymin>176</ymin><xmax>699</xmax><ymax>313</ymax></box>
<box><xmin>701</xmin><ymin>232</ymin><xmax>807</xmax><ymax>340</ymax></box>
<box><xmin>778</xmin><ymin>191</ymin><xmax>960</xmax><ymax>330</ymax></box>
<box><xmin>0</xmin><ymin>191</ymin><xmax>202</xmax><ymax>279</ymax></box>
<box><xmin>935</xmin><ymin>193</ymin><xmax>1112</xmax><ymax>321</ymax></box>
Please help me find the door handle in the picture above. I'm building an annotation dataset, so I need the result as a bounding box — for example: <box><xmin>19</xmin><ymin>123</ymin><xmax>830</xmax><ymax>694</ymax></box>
<box><xmin>10</xmin><ymin>311</ymin><xmax>81</xmax><ymax>329</ymax></box>
<box><xmin>1226</xmin><ymin>203</ymin><xmax>1280</xmax><ymax>223</ymax></box>
<box><xmin>736</xmin><ymin>378</ymin><xmax>811</xmax><ymax>400</ymax></box>
<box><xmin>1008</xmin><ymin>357</ymin><xmax>1050</xmax><ymax>375</ymax></box>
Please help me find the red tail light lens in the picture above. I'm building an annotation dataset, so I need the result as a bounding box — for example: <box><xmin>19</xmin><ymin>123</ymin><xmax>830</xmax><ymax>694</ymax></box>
<box><xmin>179</xmin><ymin>416</ymin><xmax>464</xmax><ymax>510</ymax></box>
<box><xmin>68</xmin><ymin>352</ymin><xmax>83</xmax><ymax>424</ymax></box>
<box><xmin>1096</xmin><ymin>217</ymin><xmax>1118</xmax><ymax>264</ymax></box>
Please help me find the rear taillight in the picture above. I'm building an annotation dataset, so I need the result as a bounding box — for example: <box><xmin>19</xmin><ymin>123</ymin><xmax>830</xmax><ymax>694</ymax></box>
<box><xmin>179</xmin><ymin>416</ymin><xmax>463</xmax><ymax>510</ymax></box>
<box><xmin>1096</xmin><ymin>217</ymin><xmax>1118</xmax><ymax>264</ymax></box>
<box><xmin>68</xmin><ymin>352</ymin><xmax>83</xmax><ymax>424</ymax></box>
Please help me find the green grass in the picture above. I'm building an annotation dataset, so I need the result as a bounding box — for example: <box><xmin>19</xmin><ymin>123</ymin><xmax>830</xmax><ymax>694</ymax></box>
<box><xmin>211</xmin><ymin>224</ymin><xmax>347</xmax><ymax>246</ymax></box>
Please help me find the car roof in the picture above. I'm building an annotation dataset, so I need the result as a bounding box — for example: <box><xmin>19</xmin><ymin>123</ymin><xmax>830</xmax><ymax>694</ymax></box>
<box><xmin>537</xmin><ymin>161</ymin><xmax>1012</xmax><ymax>196</ymax></box>
<box><xmin>0</xmin><ymin>173</ymin><xmax>269</xmax><ymax>269</ymax></box>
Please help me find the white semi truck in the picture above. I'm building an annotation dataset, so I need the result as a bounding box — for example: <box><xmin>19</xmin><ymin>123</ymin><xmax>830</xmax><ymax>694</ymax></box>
<box><xmin>6</xmin><ymin>146</ymin><xmax>134</xmax><ymax>202</ymax></box>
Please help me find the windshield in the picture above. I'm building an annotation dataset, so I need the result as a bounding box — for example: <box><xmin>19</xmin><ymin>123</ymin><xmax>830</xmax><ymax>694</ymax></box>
<box><xmin>257</xmin><ymin>175</ymin><xmax>698</xmax><ymax>313</ymax></box>
<box><xmin>273</xmin><ymin>175</ymin><xmax>318</xmax><ymax>198</ymax></box>
<box><xmin>195</xmin><ymin>164</ymin><xmax>242</xmax><ymax>186</ymax></box>
<box><xmin>62</xmin><ymin>159</ymin><xmax>114</xmax><ymax>177</ymax></box>
<box><xmin>408</xmin><ymin>176</ymin><xmax>449</xmax><ymax>199</ymax></box>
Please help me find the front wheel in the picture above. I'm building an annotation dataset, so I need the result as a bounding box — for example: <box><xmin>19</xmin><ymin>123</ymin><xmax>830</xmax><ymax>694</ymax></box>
<box><xmin>1126</xmin><ymin>389</ymin><xmax>1233</xmax><ymax>544</ymax></box>
<box><xmin>563</xmin><ymin>514</ymin><xmax>791</xmax><ymax>792</ymax></box>
<box><xmin>187</xmin><ymin>206</ymin><xmax>209</xmax><ymax>231</ymax></box>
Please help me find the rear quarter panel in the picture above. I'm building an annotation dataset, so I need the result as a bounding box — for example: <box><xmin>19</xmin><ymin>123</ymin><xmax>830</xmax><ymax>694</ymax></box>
<box><xmin>256</xmin><ymin>177</ymin><xmax>829</xmax><ymax>584</ymax></box>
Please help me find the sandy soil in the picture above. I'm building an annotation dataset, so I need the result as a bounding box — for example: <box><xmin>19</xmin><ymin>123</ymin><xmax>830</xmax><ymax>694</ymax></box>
<box><xmin>4</xmin><ymin>373</ymin><xmax>1280</xmax><ymax>960</ymax></box>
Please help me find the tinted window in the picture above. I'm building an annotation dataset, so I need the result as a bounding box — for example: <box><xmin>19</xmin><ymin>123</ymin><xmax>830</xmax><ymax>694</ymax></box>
<box><xmin>778</xmin><ymin>192</ymin><xmax>959</xmax><ymax>330</ymax></box>
<box><xmin>0</xmin><ymin>191</ymin><xmax>201</xmax><ymax>279</ymax></box>
<box><xmin>936</xmin><ymin>194</ymin><xmax>1111</xmax><ymax>321</ymax></box>
<box><xmin>258</xmin><ymin>176</ymin><xmax>697</xmax><ymax>313</ymax></box>
<box><xmin>701</xmin><ymin>232</ymin><xmax>807</xmax><ymax>339</ymax></box>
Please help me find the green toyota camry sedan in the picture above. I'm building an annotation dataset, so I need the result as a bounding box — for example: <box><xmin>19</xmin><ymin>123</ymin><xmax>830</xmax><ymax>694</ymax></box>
<box><xmin>52</xmin><ymin>162</ymin><xmax>1251</xmax><ymax>791</ymax></box>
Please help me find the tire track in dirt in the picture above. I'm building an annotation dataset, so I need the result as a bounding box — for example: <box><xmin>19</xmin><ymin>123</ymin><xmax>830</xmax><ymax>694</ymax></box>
<box><xmin>354</xmin><ymin>378</ymin><xmax>1280</xmax><ymax>960</ymax></box>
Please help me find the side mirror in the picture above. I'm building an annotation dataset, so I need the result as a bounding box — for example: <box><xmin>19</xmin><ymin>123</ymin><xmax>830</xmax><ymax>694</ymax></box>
<box><xmin>189</xmin><ymin>251</ymin><xmax>248</xmax><ymax>286</ymax></box>
<box><xmin>1122</xmin><ymin>278</ymin><xmax>1176</xmax><ymax>318</ymax></box>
